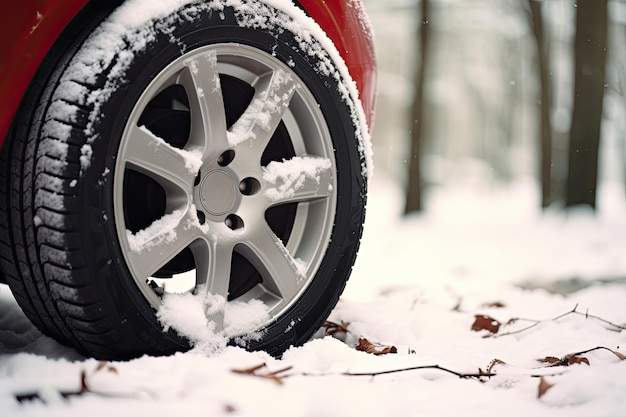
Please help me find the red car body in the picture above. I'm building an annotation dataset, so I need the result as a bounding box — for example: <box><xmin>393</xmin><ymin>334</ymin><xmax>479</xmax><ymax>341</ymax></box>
<box><xmin>0</xmin><ymin>0</ymin><xmax>376</xmax><ymax>151</ymax></box>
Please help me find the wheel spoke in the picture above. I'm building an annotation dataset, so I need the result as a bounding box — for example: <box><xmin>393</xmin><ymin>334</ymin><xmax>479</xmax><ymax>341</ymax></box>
<box><xmin>124</xmin><ymin>125</ymin><xmax>200</xmax><ymax>191</ymax></box>
<box><xmin>243</xmin><ymin>224</ymin><xmax>303</xmax><ymax>302</ymax></box>
<box><xmin>180</xmin><ymin>52</ymin><xmax>229</xmax><ymax>157</ymax></box>
<box><xmin>262</xmin><ymin>156</ymin><xmax>334</xmax><ymax>205</ymax></box>
<box><xmin>125</xmin><ymin>209</ymin><xmax>202</xmax><ymax>280</ymax></box>
<box><xmin>194</xmin><ymin>238</ymin><xmax>233</xmax><ymax>298</ymax></box>
<box><xmin>227</xmin><ymin>69</ymin><xmax>297</xmax><ymax>157</ymax></box>
<box><xmin>194</xmin><ymin>238</ymin><xmax>234</xmax><ymax>330</ymax></box>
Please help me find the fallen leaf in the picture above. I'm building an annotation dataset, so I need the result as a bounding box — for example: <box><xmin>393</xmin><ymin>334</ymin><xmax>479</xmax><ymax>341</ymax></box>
<box><xmin>471</xmin><ymin>315</ymin><xmax>500</xmax><ymax>334</ymax></box>
<box><xmin>562</xmin><ymin>347</ymin><xmax>626</xmax><ymax>365</ymax></box>
<box><xmin>567</xmin><ymin>356</ymin><xmax>590</xmax><ymax>366</ymax></box>
<box><xmin>322</xmin><ymin>321</ymin><xmax>350</xmax><ymax>338</ymax></box>
<box><xmin>609</xmin><ymin>348</ymin><xmax>626</xmax><ymax>361</ymax></box>
<box><xmin>540</xmin><ymin>347</ymin><xmax>625</xmax><ymax>368</ymax></box>
<box><xmin>538</xmin><ymin>356</ymin><xmax>561</xmax><ymax>365</ymax></box>
<box><xmin>355</xmin><ymin>338</ymin><xmax>398</xmax><ymax>356</ymax></box>
<box><xmin>538</xmin><ymin>377</ymin><xmax>554</xmax><ymax>399</ymax></box>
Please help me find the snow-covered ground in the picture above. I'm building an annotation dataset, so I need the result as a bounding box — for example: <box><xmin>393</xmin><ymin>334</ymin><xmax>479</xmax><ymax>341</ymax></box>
<box><xmin>2</xmin><ymin>176</ymin><xmax>626</xmax><ymax>416</ymax></box>
<box><xmin>2</xmin><ymin>0</ymin><xmax>626</xmax><ymax>415</ymax></box>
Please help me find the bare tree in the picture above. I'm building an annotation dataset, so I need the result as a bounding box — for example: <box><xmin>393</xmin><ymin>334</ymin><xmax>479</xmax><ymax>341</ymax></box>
<box><xmin>565</xmin><ymin>0</ymin><xmax>608</xmax><ymax>209</ymax></box>
<box><xmin>405</xmin><ymin>0</ymin><xmax>430</xmax><ymax>214</ymax></box>
<box><xmin>526</xmin><ymin>0</ymin><xmax>552</xmax><ymax>208</ymax></box>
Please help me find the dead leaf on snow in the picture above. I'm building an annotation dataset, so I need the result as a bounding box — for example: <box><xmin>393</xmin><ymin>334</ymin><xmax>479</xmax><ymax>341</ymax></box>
<box><xmin>609</xmin><ymin>348</ymin><xmax>626</xmax><ymax>361</ymax></box>
<box><xmin>539</xmin><ymin>354</ymin><xmax>590</xmax><ymax>367</ymax></box>
<box><xmin>538</xmin><ymin>377</ymin><xmax>554</xmax><ymax>399</ymax></box>
<box><xmin>322</xmin><ymin>321</ymin><xmax>350</xmax><ymax>338</ymax></box>
<box><xmin>539</xmin><ymin>346</ymin><xmax>625</xmax><ymax>368</ymax></box>
<box><xmin>562</xmin><ymin>347</ymin><xmax>626</xmax><ymax>364</ymax></box>
<box><xmin>538</xmin><ymin>356</ymin><xmax>561</xmax><ymax>365</ymax></box>
<box><xmin>355</xmin><ymin>338</ymin><xmax>398</xmax><ymax>356</ymax></box>
<box><xmin>471</xmin><ymin>314</ymin><xmax>500</xmax><ymax>334</ymax></box>
<box><xmin>567</xmin><ymin>356</ymin><xmax>590</xmax><ymax>366</ymax></box>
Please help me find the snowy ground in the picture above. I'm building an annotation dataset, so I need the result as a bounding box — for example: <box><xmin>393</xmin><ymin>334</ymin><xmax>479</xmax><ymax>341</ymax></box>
<box><xmin>1</xmin><ymin>176</ymin><xmax>626</xmax><ymax>416</ymax></box>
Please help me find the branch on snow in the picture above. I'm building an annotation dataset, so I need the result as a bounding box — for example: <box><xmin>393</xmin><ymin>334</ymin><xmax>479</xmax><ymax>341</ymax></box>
<box><xmin>472</xmin><ymin>304</ymin><xmax>626</xmax><ymax>338</ymax></box>
<box><xmin>343</xmin><ymin>365</ymin><xmax>495</xmax><ymax>380</ymax></box>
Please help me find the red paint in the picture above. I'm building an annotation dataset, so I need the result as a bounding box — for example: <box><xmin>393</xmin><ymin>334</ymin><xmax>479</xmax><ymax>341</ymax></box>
<box><xmin>0</xmin><ymin>0</ymin><xmax>89</xmax><ymax>148</ymax></box>
<box><xmin>297</xmin><ymin>0</ymin><xmax>377</xmax><ymax>127</ymax></box>
<box><xmin>0</xmin><ymin>0</ymin><xmax>376</xmax><ymax>148</ymax></box>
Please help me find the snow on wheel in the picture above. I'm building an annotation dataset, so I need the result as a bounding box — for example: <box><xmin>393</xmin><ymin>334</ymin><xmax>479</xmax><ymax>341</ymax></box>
<box><xmin>0</xmin><ymin>1</ymin><xmax>369</xmax><ymax>359</ymax></box>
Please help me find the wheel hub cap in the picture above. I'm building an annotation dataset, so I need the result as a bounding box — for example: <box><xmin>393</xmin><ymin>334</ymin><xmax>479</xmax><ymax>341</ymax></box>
<box><xmin>199</xmin><ymin>169</ymin><xmax>237</xmax><ymax>216</ymax></box>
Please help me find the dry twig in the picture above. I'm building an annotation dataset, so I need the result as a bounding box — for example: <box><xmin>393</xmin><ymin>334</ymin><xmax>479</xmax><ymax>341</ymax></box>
<box><xmin>343</xmin><ymin>365</ymin><xmax>495</xmax><ymax>380</ymax></box>
<box><xmin>232</xmin><ymin>363</ymin><xmax>293</xmax><ymax>385</ymax></box>
<box><xmin>493</xmin><ymin>304</ymin><xmax>625</xmax><ymax>338</ymax></box>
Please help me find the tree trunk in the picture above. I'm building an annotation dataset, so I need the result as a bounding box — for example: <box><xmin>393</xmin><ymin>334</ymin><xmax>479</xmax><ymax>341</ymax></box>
<box><xmin>404</xmin><ymin>0</ymin><xmax>430</xmax><ymax>214</ymax></box>
<box><xmin>565</xmin><ymin>0</ymin><xmax>608</xmax><ymax>209</ymax></box>
<box><xmin>527</xmin><ymin>0</ymin><xmax>552</xmax><ymax>208</ymax></box>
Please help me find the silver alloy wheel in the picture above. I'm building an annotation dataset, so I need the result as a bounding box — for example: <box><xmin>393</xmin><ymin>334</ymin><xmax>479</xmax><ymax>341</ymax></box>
<box><xmin>113</xmin><ymin>43</ymin><xmax>337</xmax><ymax>331</ymax></box>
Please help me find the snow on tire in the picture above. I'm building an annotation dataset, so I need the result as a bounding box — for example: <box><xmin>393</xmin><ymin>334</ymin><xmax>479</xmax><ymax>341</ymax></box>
<box><xmin>0</xmin><ymin>0</ymin><xmax>368</xmax><ymax>359</ymax></box>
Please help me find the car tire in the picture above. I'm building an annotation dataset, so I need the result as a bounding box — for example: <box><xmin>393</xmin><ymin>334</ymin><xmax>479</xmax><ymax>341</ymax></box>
<box><xmin>0</xmin><ymin>1</ymin><xmax>367</xmax><ymax>360</ymax></box>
